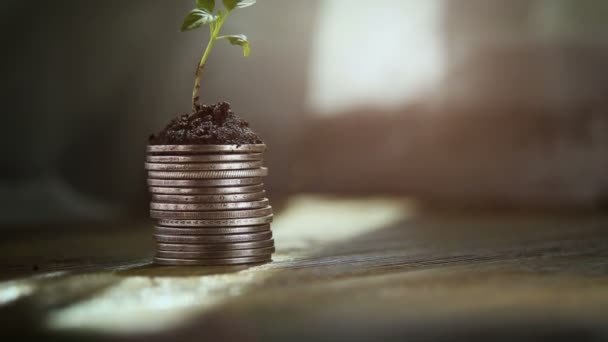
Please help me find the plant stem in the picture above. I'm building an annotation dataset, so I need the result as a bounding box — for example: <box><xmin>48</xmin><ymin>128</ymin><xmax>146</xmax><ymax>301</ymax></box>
<box><xmin>192</xmin><ymin>12</ymin><xmax>229</xmax><ymax>111</ymax></box>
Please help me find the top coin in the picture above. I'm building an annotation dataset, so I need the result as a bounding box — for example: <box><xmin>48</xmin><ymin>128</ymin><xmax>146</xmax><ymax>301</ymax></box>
<box><xmin>147</xmin><ymin>144</ymin><xmax>266</xmax><ymax>154</ymax></box>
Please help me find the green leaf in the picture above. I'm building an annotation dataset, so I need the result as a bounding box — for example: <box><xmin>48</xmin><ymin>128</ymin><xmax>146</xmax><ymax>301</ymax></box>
<box><xmin>196</xmin><ymin>0</ymin><xmax>215</xmax><ymax>12</ymax></box>
<box><xmin>222</xmin><ymin>0</ymin><xmax>237</xmax><ymax>10</ymax></box>
<box><xmin>223</xmin><ymin>0</ymin><xmax>256</xmax><ymax>11</ymax></box>
<box><xmin>235</xmin><ymin>0</ymin><xmax>256</xmax><ymax>9</ymax></box>
<box><xmin>180</xmin><ymin>9</ymin><xmax>216</xmax><ymax>32</ymax></box>
<box><xmin>217</xmin><ymin>34</ymin><xmax>251</xmax><ymax>56</ymax></box>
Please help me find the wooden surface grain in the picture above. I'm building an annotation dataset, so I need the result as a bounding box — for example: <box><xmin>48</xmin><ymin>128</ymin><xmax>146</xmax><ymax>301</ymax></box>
<box><xmin>0</xmin><ymin>196</ymin><xmax>607</xmax><ymax>341</ymax></box>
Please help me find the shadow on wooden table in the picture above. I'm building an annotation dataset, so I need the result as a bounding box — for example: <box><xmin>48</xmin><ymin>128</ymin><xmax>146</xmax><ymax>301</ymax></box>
<box><xmin>0</xmin><ymin>272</ymin><xmax>121</xmax><ymax>339</ymax></box>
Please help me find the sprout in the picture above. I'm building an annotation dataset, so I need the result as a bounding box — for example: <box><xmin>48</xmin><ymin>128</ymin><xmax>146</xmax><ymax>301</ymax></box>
<box><xmin>181</xmin><ymin>0</ymin><xmax>255</xmax><ymax>110</ymax></box>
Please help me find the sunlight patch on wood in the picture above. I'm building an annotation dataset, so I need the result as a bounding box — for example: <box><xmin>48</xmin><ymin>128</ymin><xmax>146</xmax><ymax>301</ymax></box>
<box><xmin>272</xmin><ymin>196</ymin><xmax>414</xmax><ymax>252</ymax></box>
<box><xmin>46</xmin><ymin>266</ymin><xmax>275</xmax><ymax>334</ymax></box>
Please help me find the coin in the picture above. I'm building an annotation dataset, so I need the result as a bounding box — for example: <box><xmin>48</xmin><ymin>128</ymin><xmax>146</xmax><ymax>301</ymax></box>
<box><xmin>153</xmin><ymin>255</ymin><xmax>271</xmax><ymax>266</ymax></box>
<box><xmin>148</xmin><ymin>184</ymin><xmax>265</xmax><ymax>195</ymax></box>
<box><xmin>154</xmin><ymin>231</ymin><xmax>272</xmax><ymax>243</ymax></box>
<box><xmin>150</xmin><ymin>206</ymin><xmax>273</xmax><ymax>219</ymax></box>
<box><xmin>151</xmin><ymin>192</ymin><xmax>266</xmax><ymax>203</ymax></box>
<box><xmin>154</xmin><ymin>224</ymin><xmax>270</xmax><ymax>235</ymax></box>
<box><xmin>147</xmin><ymin>144</ymin><xmax>266</xmax><ymax>154</ymax></box>
<box><xmin>144</xmin><ymin>161</ymin><xmax>263</xmax><ymax>171</ymax></box>
<box><xmin>146</xmin><ymin>145</ymin><xmax>275</xmax><ymax>266</ymax></box>
<box><xmin>156</xmin><ymin>239</ymin><xmax>275</xmax><ymax>252</ymax></box>
<box><xmin>148</xmin><ymin>168</ymin><xmax>268</xmax><ymax>179</ymax></box>
<box><xmin>150</xmin><ymin>199</ymin><xmax>269</xmax><ymax>211</ymax></box>
<box><xmin>147</xmin><ymin>178</ymin><xmax>262</xmax><ymax>187</ymax></box>
<box><xmin>156</xmin><ymin>246</ymin><xmax>275</xmax><ymax>259</ymax></box>
<box><xmin>147</xmin><ymin>153</ymin><xmax>263</xmax><ymax>163</ymax></box>
<box><xmin>157</xmin><ymin>214</ymin><xmax>274</xmax><ymax>227</ymax></box>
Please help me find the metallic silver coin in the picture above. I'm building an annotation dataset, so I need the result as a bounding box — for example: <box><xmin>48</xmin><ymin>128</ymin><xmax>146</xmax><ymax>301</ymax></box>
<box><xmin>147</xmin><ymin>178</ymin><xmax>262</xmax><ymax>187</ymax></box>
<box><xmin>147</xmin><ymin>153</ymin><xmax>263</xmax><ymax>163</ymax></box>
<box><xmin>148</xmin><ymin>168</ymin><xmax>268</xmax><ymax>180</ymax></box>
<box><xmin>154</xmin><ymin>255</ymin><xmax>271</xmax><ymax>266</ymax></box>
<box><xmin>150</xmin><ymin>199</ymin><xmax>269</xmax><ymax>211</ymax></box>
<box><xmin>145</xmin><ymin>161</ymin><xmax>263</xmax><ymax>171</ymax></box>
<box><xmin>157</xmin><ymin>214</ymin><xmax>274</xmax><ymax>227</ymax></box>
<box><xmin>156</xmin><ymin>239</ymin><xmax>275</xmax><ymax>252</ymax></box>
<box><xmin>156</xmin><ymin>246</ymin><xmax>275</xmax><ymax>259</ymax></box>
<box><xmin>147</xmin><ymin>144</ymin><xmax>266</xmax><ymax>154</ymax></box>
<box><xmin>150</xmin><ymin>206</ymin><xmax>273</xmax><ymax>219</ymax></box>
<box><xmin>154</xmin><ymin>231</ymin><xmax>272</xmax><ymax>243</ymax></box>
<box><xmin>151</xmin><ymin>192</ymin><xmax>266</xmax><ymax>203</ymax></box>
<box><xmin>154</xmin><ymin>224</ymin><xmax>270</xmax><ymax>235</ymax></box>
<box><xmin>148</xmin><ymin>184</ymin><xmax>264</xmax><ymax>195</ymax></box>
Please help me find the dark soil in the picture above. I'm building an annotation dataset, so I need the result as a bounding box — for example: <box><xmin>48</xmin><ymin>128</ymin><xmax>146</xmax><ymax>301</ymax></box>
<box><xmin>149</xmin><ymin>102</ymin><xmax>263</xmax><ymax>145</ymax></box>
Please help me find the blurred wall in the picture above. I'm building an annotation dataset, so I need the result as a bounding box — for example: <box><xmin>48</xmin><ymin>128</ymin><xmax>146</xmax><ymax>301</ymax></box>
<box><xmin>441</xmin><ymin>0</ymin><xmax>608</xmax><ymax>109</ymax></box>
<box><xmin>307</xmin><ymin>0</ymin><xmax>445</xmax><ymax>115</ymax></box>
<box><xmin>293</xmin><ymin>0</ymin><xmax>608</xmax><ymax>209</ymax></box>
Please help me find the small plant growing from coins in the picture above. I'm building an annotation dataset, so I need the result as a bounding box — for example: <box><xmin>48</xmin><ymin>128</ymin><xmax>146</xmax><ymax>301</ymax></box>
<box><xmin>181</xmin><ymin>0</ymin><xmax>255</xmax><ymax>111</ymax></box>
<box><xmin>149</xmin><ymin>0</ymin><xmax>261</xmax><ymax>146</ymax></box>
<box><xmin>147</xmin><ymin>0</ymin><xmax>273</xmax><ymax>266</ymax></box>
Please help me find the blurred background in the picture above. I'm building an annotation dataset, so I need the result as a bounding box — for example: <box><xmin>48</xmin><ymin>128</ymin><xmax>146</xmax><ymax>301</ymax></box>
<box><xmin>2</xmin><ymin>0</ymin><xmax>608</xmax><ymax>224</ymax></box>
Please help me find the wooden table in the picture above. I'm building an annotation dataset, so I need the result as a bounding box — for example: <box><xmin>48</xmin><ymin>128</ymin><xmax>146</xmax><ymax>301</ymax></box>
<box><xmin>1</xmin><ymin>196</ymin><xmax>607</xmax><ymax>340</ymax></box>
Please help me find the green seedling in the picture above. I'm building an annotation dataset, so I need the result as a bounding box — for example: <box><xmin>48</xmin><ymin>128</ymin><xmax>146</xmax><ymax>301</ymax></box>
<box><xmin>181</xmin><ymin>0</ymin><xmax>255</xmax><ymax>110</ymax></box>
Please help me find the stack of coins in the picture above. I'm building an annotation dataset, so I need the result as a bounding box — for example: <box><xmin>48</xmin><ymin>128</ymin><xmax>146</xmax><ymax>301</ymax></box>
<box><xmin>146</xmin><ymin>144</ymin><xmax>274</xmax><ymax>266</ymax></box>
